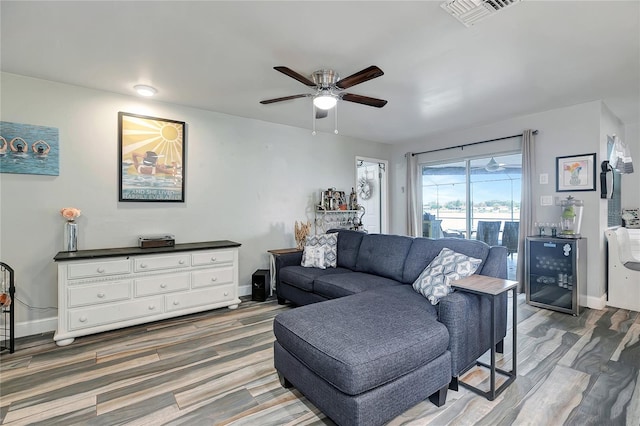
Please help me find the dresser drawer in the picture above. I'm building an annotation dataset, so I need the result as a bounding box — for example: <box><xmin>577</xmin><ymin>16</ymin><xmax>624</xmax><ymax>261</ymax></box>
<box><xmin>68</xmin><ymin>280</ymin><xmax>132</xmax><ymax>308</ymax></box>
<box><xmin>69</xmin><ymin>297</ymin><xmax>163</xmax><ymax>331</ymax></box>
<box><xmin>134</xmin><ymin>254</ymin><xmax>190</xmax><ymax>272</ymax></box>
<box><xmin>67</xmin><ymin>259</ymin><xmax>131</xmax><ymax>279</ymax></box>
<box><xmin>192</xmin><ymin>266</ymin><xmax>234</xmax><ymax>288</ymax></box>
<box><xmin>191</xmin><ymin>250</ymin><xmax>235</xmax><ymax>266</ymax></box>
<box><xmin>165</xmin><ymin>284</ymin><xmax>235</xmax><ymax>312</ymax></box>
<box><xmin>135</xmin><ymin>273</ymin><xmax>190</xmax><ymax>297</ymax></box>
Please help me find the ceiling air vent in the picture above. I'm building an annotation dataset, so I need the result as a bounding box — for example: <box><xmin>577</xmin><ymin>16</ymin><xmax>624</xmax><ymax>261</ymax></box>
<box><xmin>441</xmin><ymin>0</ymin><xmax>522</xmax><ymax>27</ymax></box>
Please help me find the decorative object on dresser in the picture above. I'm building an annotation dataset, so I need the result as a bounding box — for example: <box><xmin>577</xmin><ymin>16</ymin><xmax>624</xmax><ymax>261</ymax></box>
<box><xmin>138</xmin><ymin>234</ymin><xmax>176</xmax><ymax>249</ymax></box>
<box><xmin>53</xmin><ymin>240</ymin><xmax>241</xmax><ymax>346</ymax></box>
<box><xmin>294</xmin><ymin>221</ymin><xmax>311</xmax><ymax>250</ymax></box>
<box><xmin>60</xmin><ymin>207</ymin><xmax>81</xmax><ymax>252</ymax></box>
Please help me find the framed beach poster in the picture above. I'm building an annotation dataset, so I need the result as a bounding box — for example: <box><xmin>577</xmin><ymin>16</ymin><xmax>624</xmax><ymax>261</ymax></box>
<box><xmin>118</xmin><ymin>112</ymin><xmax>186</xmax><ymax>202</ymax></box>
<box><xmin>556</xmin><ymin>153</ymin><xmax>596</xmax><ymax>192</ymax></box>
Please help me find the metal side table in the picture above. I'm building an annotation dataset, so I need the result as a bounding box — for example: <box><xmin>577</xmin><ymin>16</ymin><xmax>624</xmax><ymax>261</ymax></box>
<box><xmin>451</xmin><ymin>275</ymin><xmax>518</xmax><ymax>401</ymax></box>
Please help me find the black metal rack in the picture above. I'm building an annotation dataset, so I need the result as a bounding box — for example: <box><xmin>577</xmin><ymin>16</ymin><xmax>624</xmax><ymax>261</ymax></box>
<box><xmin>1</xmin><ymin>262</ymin><xmax>15</xmax><ymax>353</ymax></box>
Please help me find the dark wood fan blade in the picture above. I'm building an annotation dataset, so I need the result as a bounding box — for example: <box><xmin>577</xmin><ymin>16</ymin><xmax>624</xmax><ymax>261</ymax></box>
<box><xmin>342</xmin><ymin>93</ymin><xmax>388</xmax><ymax>108</ymax></box>
<box><xmin>316</xmin><ymin>109</ymin><xmax>328</xmax><ymax>119</ymax></box>
<box><xmin>260</xmin><ymin>94</ymin><xmax>308</xmax><ymax>104</ymax></box>
<box><xmin>336</xmin><ymin>66</ymin><xmax>384</xmax><ymax>89</ymax></box>
<box><xmin>274</xmin><ymin>66</ymin><xmax>316</xmax><ymax>87</ymax></box>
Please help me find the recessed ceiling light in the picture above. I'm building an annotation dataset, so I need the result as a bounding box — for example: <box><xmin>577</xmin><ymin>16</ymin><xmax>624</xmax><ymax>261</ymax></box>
<box><xmin>134</xmin><ymin>84</ymin><xmax>157</xmax><ymax>97</ymax></box>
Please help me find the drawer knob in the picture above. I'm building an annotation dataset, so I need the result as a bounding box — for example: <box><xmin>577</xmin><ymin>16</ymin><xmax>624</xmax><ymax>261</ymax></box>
<box><xmin>224</xmin><ymin>292</ymin><xmax>229</xmax><ymax>297</ymax></box>
<box><xmin>160</xmin><ymin>283</ymin><xmax>167</xmax><ymax>288</ymax></box>
<box><xmin>97</xmin><ymin>292</ymin><xmax>105</xmax><ymax>298</ymax></box>
<box><xmin>97</xmin><ymin>267</ymin><xmax>105</xmax><ymax>273</ymax></box>
<box><xmin>140</xmin><ymin>263</ymin><xmax>147</xmax><ymax>268</ymax></box>
<box><xmin>79</xmin><ymin>316</ymin><xmax>88</xmax><ymax>323</ymax></box>
<box><xmin>148</xmin><ymin>305</ymin><xmax>155</xmax><ymax>310</ymax></box>
<box><xmin>173</xmin><ymin>300</ymin><xmax>179</xmax><ymax>305</ymax></box>
<box><xmin>211</xmin><ymin>277</ymin><xmax>218</xmax><ymax>282</ymax></box>
<box><xmin>211</xmin><ymin>257</ymin><xmax>217</xmax><ymax>262</ymax></box>
<box><xmin>178</xmin><ymin>259</ymin><xmax>185</xmax><ymax>265</ymax></box>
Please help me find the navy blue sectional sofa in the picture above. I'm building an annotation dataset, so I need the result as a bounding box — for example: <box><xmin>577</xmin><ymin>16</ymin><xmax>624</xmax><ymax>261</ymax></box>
<box><xmin>273</xmin><ymin>229</ymin><xmax>508</xmax><ymax>426</ymax></box>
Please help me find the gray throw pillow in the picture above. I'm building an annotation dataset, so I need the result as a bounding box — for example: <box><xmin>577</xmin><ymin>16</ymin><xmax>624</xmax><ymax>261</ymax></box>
<box><xmin>412</xmin><ymin>247</ymin><xmax>482</xmax><ymax>305</ymax></box>
<box><xmin>301</xmin><ymin>233</ymin><xmax>338</xmax><ymax>269</ymax></box>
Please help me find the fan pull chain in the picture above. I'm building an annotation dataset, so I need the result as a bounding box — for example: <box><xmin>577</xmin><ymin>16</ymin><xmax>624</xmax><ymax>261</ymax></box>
<box><xmin>312</xmin><ymin>104</ymin><xmax>317</xmax><ymax>136</ymax></box>
<box><xmin>334</xmin><ymin>102</ymin><xmax>339</xmax><ymax>134</ymax></box>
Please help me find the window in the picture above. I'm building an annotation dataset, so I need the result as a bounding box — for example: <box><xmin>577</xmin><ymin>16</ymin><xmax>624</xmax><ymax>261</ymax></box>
<box><xmin>421</xmin><ymin>153</ymin><xmax>522</xmax><ymax>246</ymax></box>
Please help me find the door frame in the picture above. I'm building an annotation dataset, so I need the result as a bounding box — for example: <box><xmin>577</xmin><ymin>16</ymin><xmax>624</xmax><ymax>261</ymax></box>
<box><xmin>355</xmin><ymin>156</ymin><xmax>389</xmax><ymax>234</ymax></box>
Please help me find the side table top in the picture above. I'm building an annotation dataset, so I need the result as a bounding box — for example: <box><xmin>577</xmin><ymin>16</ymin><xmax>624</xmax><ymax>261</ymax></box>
<box><xmin>451</xmin><ymin>275</ymin><xmax>518</xmax><ymax>296</ymax></box>
<box><xmin>267</xmin><ymin>248</ymin><xmax>302</xmax><ymax>255</ymax></box>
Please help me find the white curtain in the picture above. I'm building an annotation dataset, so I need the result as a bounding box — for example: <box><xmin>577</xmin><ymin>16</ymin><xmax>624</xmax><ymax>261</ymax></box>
<box><xmin>517</xmin><ymin>129</ymin><xmax>535</xmax><ymax>292</ymax></box>
<box><xmin>406</xmin><ymin>152</ymin><xmax>420</xmax><ymax>236</ymax></box>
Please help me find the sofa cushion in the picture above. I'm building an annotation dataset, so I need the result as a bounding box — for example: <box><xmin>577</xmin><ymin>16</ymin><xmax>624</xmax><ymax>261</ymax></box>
<box><xmin>273</xmin><ymin>286</ymin><xmax>447</xmax><ymax>396</ymax></box>
<box><xmin>314</xmin><ymin>272</ymin><xmax>401</xmax><ymax>299</ymax></box>
<box><xmin>412</xmin><ymin>248</ymin><xmax>482</xmax><ymax>305</ymax></box>
<box><xmin>355</xmin><ymin>234</ymin><xmax>413</xmax><ymax>281</ymax></box>
<box><xmin>331</xmin><ymin>229</ymin><xmax>365</xmax><ymax>270</ymax></box>
<box><xmin>403</xmin><ymin>238</ymin><xmax>490</xmax><ymax>283</ymax></box>
<box><xmin>301</xmin><ymin>233</ymin><xmax>338</xmax><ymax>269</ymax></box>
<box><xmin>280</xmin><ymin>265</ymin><xmax>352</xmax><ymax>292</ymax></box>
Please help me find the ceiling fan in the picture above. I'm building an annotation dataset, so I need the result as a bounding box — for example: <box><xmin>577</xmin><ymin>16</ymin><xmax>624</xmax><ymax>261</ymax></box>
<box><xmin>484</xmin><ymin>157</ymin><xmax>506</xmax><ymax>172</ymax></box>
<box><xmin>260</xmin><ymin>66</ymin><xmax>388</xmax><ymax>123</ymax></box>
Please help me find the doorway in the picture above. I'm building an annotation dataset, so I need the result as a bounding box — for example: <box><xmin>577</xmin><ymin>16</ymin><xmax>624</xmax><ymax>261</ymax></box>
<box><xmin>355</xmin><ymin>157</ymin><xmax>389</xmax><ymax>234</ymax></box>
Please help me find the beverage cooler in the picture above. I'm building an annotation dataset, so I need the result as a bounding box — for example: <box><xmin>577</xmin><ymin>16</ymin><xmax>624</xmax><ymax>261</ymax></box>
<box><xmin>525</xmin><ymin>237</ymin><xmax>587</xmax><ymax>315</ymax></box>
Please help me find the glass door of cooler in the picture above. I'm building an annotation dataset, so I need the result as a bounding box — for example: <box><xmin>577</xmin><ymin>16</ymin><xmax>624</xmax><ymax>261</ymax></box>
<box><xmin>526</xmin><ymin>237</ymin><xmax>578</xmax><ymax>315</ymax></box>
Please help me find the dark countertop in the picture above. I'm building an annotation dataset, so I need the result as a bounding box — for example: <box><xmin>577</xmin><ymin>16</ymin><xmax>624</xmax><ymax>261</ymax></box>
<box><xmin>54</xmin><ymin>240</ymin><xmax>241</xmax><ymax>262</ymax></box>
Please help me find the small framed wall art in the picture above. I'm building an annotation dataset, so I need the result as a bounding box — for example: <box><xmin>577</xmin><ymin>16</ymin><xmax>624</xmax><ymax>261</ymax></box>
<box><xmin>0</xmin><ymin>121</ymin><xmax>59</xmax><ymax>176</ymax></box>
<box><xmin>118</xmin><ymin>112</ymin><xmax>186</xmax><ymax>202</ymax></box>
<box><xmin>556</xmin><ymin>152</ymin><xmax>596</xmax><ymax>192</ymax></box>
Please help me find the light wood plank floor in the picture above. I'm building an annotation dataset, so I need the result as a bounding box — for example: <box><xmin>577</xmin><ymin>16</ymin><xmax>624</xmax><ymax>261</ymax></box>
<box><xmin>1</xmin><ymin>294</ymin><xmax>639</xmax><ymax>425</ymax></box>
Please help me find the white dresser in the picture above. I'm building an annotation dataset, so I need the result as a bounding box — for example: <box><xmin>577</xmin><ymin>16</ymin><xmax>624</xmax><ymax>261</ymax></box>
<box><xmin>53</xmin><ymin>241</ymin><xmax>241</xmax><ymax>346</ymax></box>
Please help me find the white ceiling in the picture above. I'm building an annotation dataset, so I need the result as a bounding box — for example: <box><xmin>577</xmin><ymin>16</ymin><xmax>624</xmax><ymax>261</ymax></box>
<box><xmin>1</xmin><ymin>1</ymin><xmax>639</xmax><ymax>144</ymax></box>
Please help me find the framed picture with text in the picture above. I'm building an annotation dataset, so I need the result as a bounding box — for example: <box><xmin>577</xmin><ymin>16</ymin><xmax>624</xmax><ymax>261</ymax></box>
<box><xmin>556</xmin><ymin>152</ymin><xmax>596</xmax><ymax>192</ymax></box>
<box><xmin>118</xmin><ymin>112</ymin><xmax>186</xmax><ymax>202</ymax></box>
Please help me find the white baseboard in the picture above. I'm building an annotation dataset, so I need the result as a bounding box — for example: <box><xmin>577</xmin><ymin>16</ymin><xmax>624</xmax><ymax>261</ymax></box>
<box><xmin>238</xmin><ymin>284</ymin><xmax>251</xmax><ymax>297</ymax></box>
<box><xmin>581</xmin><ymin>293</ymin><xmax>607</xmax><ymax>310</ymax></box>
<box><xmin>16</xmin><ymin>316</ymin><xmax>57</xmax><ymax>338</ymax></box>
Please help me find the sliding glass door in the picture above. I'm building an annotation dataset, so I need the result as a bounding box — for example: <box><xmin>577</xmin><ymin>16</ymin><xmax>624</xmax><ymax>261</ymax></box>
<box><xmin>421</xmin><ymin>154</ymin><xmax>521</xmax><ymax>248</ymax></box>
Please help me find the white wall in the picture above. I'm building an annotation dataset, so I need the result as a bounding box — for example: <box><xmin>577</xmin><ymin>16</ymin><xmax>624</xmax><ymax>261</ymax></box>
<box><xmin>0</xmin><ymin>73</ymin><xmax>391</xmax><ymax>336</ymax></box>
<box><xmin>390</xmin><ymin>100</ymin><xmax>628</xmax><ymax>308</ymax></box>
<box><xmin>622</xmin><ymin>122</ymin><xmax>640</xmax><ymax>210</ymax></box>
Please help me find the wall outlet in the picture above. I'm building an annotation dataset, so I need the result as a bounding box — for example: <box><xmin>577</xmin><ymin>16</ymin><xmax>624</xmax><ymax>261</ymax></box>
<box><xmin>540</xmin><ymin>195</ymin><xmax>553</xmax><ymax>206</ymax></box>
<box><xmin>539</xmin><ymin>173</ymin><xmax>548</xmax><ymax>185</ymax></box>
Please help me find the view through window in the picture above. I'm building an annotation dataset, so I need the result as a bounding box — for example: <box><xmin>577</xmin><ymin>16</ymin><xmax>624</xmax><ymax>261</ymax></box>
<box><xmin>421</xmin><ymin>153</ymin><xmax>522</xmax><ymax>249</ymax></box>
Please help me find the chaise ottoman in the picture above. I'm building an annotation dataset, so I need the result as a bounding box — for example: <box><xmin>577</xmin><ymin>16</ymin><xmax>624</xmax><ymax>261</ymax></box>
<box><xmin>273</xmin><ymin>285</ymin><xmax>451</xmax><ymax>426</ymax></box>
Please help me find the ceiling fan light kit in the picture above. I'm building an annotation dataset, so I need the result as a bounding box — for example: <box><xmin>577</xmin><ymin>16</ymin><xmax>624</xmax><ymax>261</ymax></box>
<box><xmin>313</xmin><ymin>93</ymin><xmax>338</xmax><ymax>110</ymax></box>
<box><xmin>261</xmin><ymin>65</ymin><xmax>387</xmax><ymax>135</ymax></box>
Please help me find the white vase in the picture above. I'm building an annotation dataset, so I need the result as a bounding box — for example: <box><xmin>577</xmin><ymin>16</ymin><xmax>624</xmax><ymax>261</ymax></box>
<box><xmin>65</xmin><ymin>221</ymin><xmax>78</xmax><ymax>252</ymax></box>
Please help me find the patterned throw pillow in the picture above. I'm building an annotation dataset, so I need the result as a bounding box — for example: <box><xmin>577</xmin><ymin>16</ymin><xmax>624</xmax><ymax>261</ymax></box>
<box><xmin>412</xmin><ymin>248</ymin><xmax>483</xmax><ymax>305</ymax></box>
<box><xmin>301</xmin><ymin>233</ymin><xmax>338</xmax><ymax>269</ymax></box>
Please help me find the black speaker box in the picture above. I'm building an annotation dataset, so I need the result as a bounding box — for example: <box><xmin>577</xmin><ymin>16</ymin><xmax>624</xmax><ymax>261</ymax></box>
<box><xmin>252</xmin><ymin>269</ymin><xmax>270</xmax><ymax>302</ymax></box>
